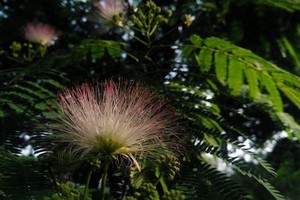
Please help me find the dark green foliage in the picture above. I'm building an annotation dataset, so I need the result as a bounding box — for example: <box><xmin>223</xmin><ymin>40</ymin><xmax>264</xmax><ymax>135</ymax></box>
<box><xmin>166</xmin><ymin>79</ymin><xmax>284</xmax><ymax>200</ymax></box>
<box><xmin>0</xmin><ymin>147</ymin><xmax>53</xmax><ymax>199</ymax></box>
<box><xmin>178</xmin><ymin>158</ymin><xmax>251</xmax><ymax>200</ymax></box>
<box><xmin>43</xmin><ymin>182</ymin><xmax>91</xmax><ymax>200</ymax></box>
<box><xmin>0</xmin><ymin>76</ymin><xmax>63</xmax><ymax>118</ymax></box>
<box><xmin>75</xmin><ymin>39</ymin><xmax>127</xmax><ymax>60</ymax></box>
<box><xmin>256</xmin><ymin>0</ymin><xmax>300</xmax><ymax>12</ymax></box>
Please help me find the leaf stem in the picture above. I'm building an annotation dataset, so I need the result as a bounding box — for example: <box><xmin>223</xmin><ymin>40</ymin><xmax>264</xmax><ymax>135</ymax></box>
<box><xmin>83</xmin><ymin>170</ymin><xmax>93</xmax><ymax>200</ymax></box>
<box><xmin>100</xmin><ymin>159</ymin><xmax>109</xmax><ymax>200</ymax></box>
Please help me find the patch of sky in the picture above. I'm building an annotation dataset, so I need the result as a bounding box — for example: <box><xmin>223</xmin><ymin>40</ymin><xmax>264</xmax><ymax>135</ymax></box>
<box><xmin>20</xmin><ymin>145</ymin><xmax>35</xmax><ymax>156</ymax></box>
<box><xmin>165</xmin><ymin>71</ymin><xmax>177</xmax><ymax>80</ymax></box>
<box><xmin>0</xmin><ymin>10</ymin><xmax>8</xmax><ymax>19</ymax></box>
<box><xmin>201</xmin><ymin>100</ymin><xmax>212</xmax><ymax>107</ymax></box>
<box><xmin>82</xmin><ymin>16</ymin><xmax>87</xmax><ymax>22</ymax></box>
<box><xmin>122</xmin><ymin>30</ymin><xmax>134</xmax><ymax>41</ymax></box>
<box><xmin>71</xmin><ymin>20</ymin><xmax>77</xmax><ymax>25</ymax></box>
<box><xmin>121</xmin><ymin>52</ymin><xmax>127</xmax><ymax>59</ymax></box>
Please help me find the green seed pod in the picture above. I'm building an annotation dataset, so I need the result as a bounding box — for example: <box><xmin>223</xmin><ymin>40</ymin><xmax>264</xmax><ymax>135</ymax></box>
<box><xmin>137</xmin><ymin>183</ymin><xmax>159</xmax><ymax>200</ymax></box>
<box><xmin>132</xmin><ymin>15</ymin><xmax>145</xmax><ymax>29</ymax></box>
<box><xmin>162</xmin><ymin>189</ymin><xmax>185</xmax><ymax>200</ymax></box>
<box><xmin>125</xmin><ymin>196</ymin><xmax>138</xmax><ymax>200</ymax></box>
<box><xmin>155</xmin><ymin>7</ymin><xmax>161</xmax><ymax>13</ymax></box>
<box><xmin>156</xmin><ymin>154</ymin><xmax>180</xmax><ymax>180</ymax></box>
<box><xmin>167</xmin><ymin>10</ymin><xmax>173</xmax><ymax>17</ymax></box>
<box><xmin>146</xmin><ymin>1</ymin><xmax>156</xmax><ymax>9</ymax></box>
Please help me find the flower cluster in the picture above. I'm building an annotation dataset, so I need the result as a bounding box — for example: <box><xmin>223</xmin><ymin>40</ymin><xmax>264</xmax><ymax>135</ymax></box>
<box><xmin>54</xmin><ymin>80</ymin><xmax>178</xmax><ymax>169</ymax></box>
<box><xmin>93</xmin><ymin>0</ymin><xmax>126</xmax><ymax>27</ymax></box>
<box><xmin>24</xmin><ymin>22</ymin><xmax>60</xmax><ymax>46</ymax></box>
<box><xmin>184</xmin><ymin>14</ymin><xmax>195</xmax><ymax>27</ymax></box>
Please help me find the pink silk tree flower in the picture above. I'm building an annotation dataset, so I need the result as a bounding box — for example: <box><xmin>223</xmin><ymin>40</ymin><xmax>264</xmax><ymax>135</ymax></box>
<box><xmin>54</xmin><ymin>80</ymin><xmax>179</xmax><ymax>170</ymax></box>
<box><xmin>24</xmin><ymin>23</ymin><xmax>60</xmax><ymax>46</ymax></box>
<box><xmin>93</xmin><ymin>0</ymin><xmax>126</xmax><ymax>27</ymax></box>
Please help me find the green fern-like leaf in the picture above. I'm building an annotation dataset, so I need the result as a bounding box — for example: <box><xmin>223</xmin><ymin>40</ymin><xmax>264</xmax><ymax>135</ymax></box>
<box><xmin>256</xmin><ymin>0</ymin><xmax>300</xmax><ymax>12</ymax></box>
<box><xmin>179</xmin><ymin>156</ymin><xmax>250</xmax><ymax>200</ymax></box>
<box><xmin>198</xmin><ymin>141</ymin><xmax>284</xmax><ymax>200</ymax></box>
<box><xmin>197</xmin><ymin>49</ymin><xmax>213</xmax><ymax>72</ymax></box>
<box><xmin>254</xmin><ymin>177</ymin><xmax>286</xmax><ymax>200</ymax></box>
<box><xmin>78</xmin><ymin>39</ymin><xmax>127</xmax><ymax>60</ymax></box>
<box><xmin>244</xmin><ymin>67</ymin><xmax>259</xmax><ymax>98</ymax></box>
<box><xmin>166</xmin><ymin>80</ymin><xmax>285</xmax><ymax>199</ymax></box>
<box><xmin>0</xmin><ymin>147</ymin><xmax>53</xmax><ymax>199</ymax></box>
<box><xmin>0</xmin><ymin>76</ymin><xmax>64</xmax><ymax>118</ymax></box>
<box><xmin>184</xmin><ymin>34</ymin><xmax>300</xmax><ymax>112</ymax></box>
<box><xmin>228</xmin><ymin>57</ymin><xmax>244</xmax><ymax>96</ymax></box>
<box><xmin>214</xmin><ymin>52</ymin><xmax>228</xmax><ymax>85</ymax></box>
<box><xmin>260</xmin><ymin>72</ymin><xmax>283</xmax><ymax>111</ymax></box>
<box><xmin>182</xmin><ymin>35</ymin><xmax>300</xmax><ymax>136</ymax></box>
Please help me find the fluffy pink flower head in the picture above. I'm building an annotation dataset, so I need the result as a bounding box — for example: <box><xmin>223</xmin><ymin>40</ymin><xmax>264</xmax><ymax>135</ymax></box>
<box><xmin>93</xmin><ymin>0</ymin><xmax>126</xmax><ymax>26</ymax></box>
<box><xmin>54</xmin><ymin>80</ymin><xmax>178</xmax><ymax>169</ymax></box>
<box><xmin>24</xmin><ymin>23</ymin><xmax>59</xmax><ymax>46</ymax></box>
